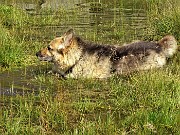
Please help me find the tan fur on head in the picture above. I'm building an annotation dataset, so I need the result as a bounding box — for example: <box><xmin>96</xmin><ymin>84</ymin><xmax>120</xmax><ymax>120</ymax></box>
<box><xmin>41</xmin><ymin>47</ymin><xmax>52</xmax><ymax>56</ymax></box>
<box><xmin>48</xmin><ymin>29</ymin><xmax>74</xmax><ymax>55</ymax></box>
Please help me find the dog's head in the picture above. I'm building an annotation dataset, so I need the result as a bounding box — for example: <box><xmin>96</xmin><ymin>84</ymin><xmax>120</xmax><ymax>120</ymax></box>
<box><xmin>36</xmin><ymin>29</ymin><xmax>74</xmax><ymax>61</ymax></box>
<box><xmin>36</xmin><ymin>29</ymin><xmax>80</xmax><ymax>72</ymax></box>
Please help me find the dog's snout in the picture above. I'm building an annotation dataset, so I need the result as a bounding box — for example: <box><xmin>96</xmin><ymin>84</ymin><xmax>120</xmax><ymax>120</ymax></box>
<box><xmin>36</xmin><ymin>51</ymin><xmax>41</xmax><ymax>57</ymax></box>
<box><xmin>36</xmin><ymin>50</ymin><xmax>53</xmax><ymax>62</ymax></box>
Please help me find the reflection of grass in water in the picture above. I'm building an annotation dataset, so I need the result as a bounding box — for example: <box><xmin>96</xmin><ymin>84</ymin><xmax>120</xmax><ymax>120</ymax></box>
<box><xmin>0</xmin><ymin>0</ymin><xmax>180</xmax><ymax>134</ymax></box>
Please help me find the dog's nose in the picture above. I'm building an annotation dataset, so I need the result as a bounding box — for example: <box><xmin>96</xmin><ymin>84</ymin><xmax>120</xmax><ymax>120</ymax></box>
<box><xmin>36</xmin><ymin>51</ymin><xmax>40</xmax><ymax>57</ymax></box>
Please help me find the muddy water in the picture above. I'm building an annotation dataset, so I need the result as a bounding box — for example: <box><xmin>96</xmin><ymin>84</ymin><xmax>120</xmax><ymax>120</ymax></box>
<box><xmin>0</xmin><ymin>0</ymin><xmax>148</xmax><ymax>95</ymax></box>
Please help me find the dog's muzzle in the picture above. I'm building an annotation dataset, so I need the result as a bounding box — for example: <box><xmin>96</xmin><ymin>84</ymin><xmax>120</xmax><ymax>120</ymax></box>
<box><xmin>36</xmin><ymin>51</ymin><xmax>53</xmax><ymax>62</ymax></box>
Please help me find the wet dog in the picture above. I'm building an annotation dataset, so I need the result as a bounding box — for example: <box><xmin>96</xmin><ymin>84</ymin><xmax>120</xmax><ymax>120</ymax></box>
<box><xmin>36</xmin><ymin>29</ymin><xmax>177</xmax><ymax>78</ymax></box>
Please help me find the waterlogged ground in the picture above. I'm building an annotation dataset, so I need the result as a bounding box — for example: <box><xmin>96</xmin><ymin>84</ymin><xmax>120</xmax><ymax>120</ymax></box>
<box><xmin>0</xmin><ymin>0</ymin><xmax>180</xmax><ymax>134</ymax></box>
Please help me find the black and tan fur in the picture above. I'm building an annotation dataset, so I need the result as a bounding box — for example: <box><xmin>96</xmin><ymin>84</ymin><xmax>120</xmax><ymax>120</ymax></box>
<box><xmin>36</xmin><ymin>29</ymin><xmax>178</xmax><ymax>78</ymax></box>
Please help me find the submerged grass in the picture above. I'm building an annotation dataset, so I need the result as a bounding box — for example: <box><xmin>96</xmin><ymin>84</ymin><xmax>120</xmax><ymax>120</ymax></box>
<box><xmin>0</xmin><ymin>0</ymin><xmax>180</xmax><ymax>134</ymax></box>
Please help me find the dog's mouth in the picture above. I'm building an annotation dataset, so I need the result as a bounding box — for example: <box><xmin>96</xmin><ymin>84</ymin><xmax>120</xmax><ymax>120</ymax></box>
<box><xmin>37</xmin><ymin>56</ymin><xmax>53</xmax><ymax>62</ymax></box>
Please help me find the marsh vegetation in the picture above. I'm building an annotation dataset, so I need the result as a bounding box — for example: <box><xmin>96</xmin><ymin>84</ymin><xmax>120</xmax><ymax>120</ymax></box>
<box><xmin>0</xmin><ymin>0</ymin><xmax>179</xmax><ymax>134</ymax></box>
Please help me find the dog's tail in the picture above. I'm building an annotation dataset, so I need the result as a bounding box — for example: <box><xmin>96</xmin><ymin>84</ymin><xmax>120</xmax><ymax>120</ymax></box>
<box><xmin>158</xmin><ymin>35</ymin><xmax>178</xmax><ymax>57</ymax></box>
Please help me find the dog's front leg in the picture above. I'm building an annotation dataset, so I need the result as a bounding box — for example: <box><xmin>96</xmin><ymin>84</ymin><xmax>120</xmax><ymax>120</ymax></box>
<box><xmin>64</xmin><ymin>73</ymin><xmax>77</xmax><ymax>79</ymax></box>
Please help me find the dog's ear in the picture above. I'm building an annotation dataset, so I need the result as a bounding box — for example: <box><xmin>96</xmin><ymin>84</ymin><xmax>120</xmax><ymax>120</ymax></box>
<box><xmin>63</xmin><ymin>29</ymin><xmax>74</xmax><ymax>46</ymax></box>
<box><xmin>64</xmin><ymin>29</ymin><xmax>74</xmax><ymax>36</ymax></box>
<box><xmin>57</xmin><ymin>29</ymin><xmax>74</xmax><ymax>50</ymax></box>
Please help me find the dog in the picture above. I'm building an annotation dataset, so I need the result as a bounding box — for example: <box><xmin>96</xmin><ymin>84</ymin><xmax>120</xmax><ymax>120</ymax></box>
<box><xmin>36</xmin><ymin>29</ymin><xmax>177</xmax><ymax>78</ymax></box>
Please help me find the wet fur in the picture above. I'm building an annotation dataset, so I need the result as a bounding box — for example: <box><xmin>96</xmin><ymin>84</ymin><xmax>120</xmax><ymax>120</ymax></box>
<box><xmin>36</xmin><ymin>29</ymin><xmax>177</xmax><ymax>78</ymax></box>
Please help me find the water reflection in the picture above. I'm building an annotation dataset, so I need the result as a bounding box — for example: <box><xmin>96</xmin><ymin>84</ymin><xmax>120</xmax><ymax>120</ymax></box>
<box><xmin>0</xmin><ymin>0</ymin><xmax>147</xmax><ymax>39</ymax></box>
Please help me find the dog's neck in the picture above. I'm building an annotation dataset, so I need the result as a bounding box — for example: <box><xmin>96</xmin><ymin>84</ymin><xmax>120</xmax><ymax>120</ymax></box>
<box><xmin>53</xmin><ymin>38</ymin><xmax>83</xmax><ymax>76</ymax></box>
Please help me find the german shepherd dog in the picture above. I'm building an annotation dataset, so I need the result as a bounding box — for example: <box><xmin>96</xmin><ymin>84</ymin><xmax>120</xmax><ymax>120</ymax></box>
<box><xmin>36</xmin><ymin>29</ymin><xmax>177</xmax><ymax>78</ymax></box>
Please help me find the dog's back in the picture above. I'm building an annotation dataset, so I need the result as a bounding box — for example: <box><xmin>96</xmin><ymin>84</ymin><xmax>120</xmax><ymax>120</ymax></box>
<box><xmin>75</xmin><ymin>35</ymin><xmax>177</xmax><ymax>76</ymax></box>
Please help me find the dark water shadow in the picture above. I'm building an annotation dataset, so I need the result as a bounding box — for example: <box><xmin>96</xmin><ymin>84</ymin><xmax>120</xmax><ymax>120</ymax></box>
<box><xmin>0</xmin><ymin>64</ymin><xmax>52</xmax><ymax>96</ymax></box>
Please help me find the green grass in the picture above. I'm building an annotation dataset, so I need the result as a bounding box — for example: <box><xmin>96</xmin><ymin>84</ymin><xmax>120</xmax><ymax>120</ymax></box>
<box><xmin>0</xmin><ymin>5</ymin><xmax>29</xmax><ymax>28</ymax></box>
<box><xmin>0</xmin><ymin>0</ymin><xmax>180</xmax><ymax>134</ymax></box>
<box><xmin>0</xmin><ymin>24</ymin><xmax>26</xmax><ymax>69</ymax></box>
<box><xmin>145</xmin><ymin>0</ymin><xmax>180</xmax><ymax>40</ymax></box>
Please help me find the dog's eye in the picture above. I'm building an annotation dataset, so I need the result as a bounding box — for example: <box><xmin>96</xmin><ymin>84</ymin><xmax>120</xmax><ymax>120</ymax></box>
<box><xmin>47</xmin><ymin>45</ymin><xmax>53</xmax><ymax>51</ymax></box>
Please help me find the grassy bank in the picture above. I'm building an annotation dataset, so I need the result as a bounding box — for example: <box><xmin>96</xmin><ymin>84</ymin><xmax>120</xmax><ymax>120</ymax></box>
<box><xmin>0</xmin><ymin>0</ymin><xmax>180</xmax><ymax>134</ymax></box>
<box><xmin>0</xmin><ymin>5</ymin><xmax>35</xmax><ymax>70</ymax></box>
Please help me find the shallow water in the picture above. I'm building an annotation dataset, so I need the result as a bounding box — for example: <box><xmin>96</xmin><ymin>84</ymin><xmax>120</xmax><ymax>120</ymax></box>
<box><xmin>0</xmin><ymin>0</ymin><xmax>148</xmax><ymax>95</ymax></box>
<box><xmin>0</xmin><ymin>65</ymin><xmax>51</xmax><ymax>96</ymax></box>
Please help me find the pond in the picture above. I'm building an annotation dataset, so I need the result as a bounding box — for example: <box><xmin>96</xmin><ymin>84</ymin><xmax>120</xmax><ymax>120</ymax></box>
<box><xmin>0</xmin><ymin>0</ymin><xmax>148</xmax><ymax>96</ymax></box>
